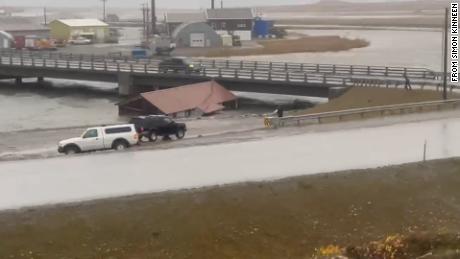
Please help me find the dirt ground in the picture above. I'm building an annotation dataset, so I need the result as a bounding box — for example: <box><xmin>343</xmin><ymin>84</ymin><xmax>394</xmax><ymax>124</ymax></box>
<box><xmin>183</xmin><ymin>36</ymin><xmax>369</xmax><ymax>58</ymax></box>
<box><xmin>289</xmin><ymin>88</ymin><xmax>454</xmax><ymax>116</ymax></box>
<box><xmin>1</xmin><ymin>158</ymin><xmax>460</xmax><ymax>258</ymax></box>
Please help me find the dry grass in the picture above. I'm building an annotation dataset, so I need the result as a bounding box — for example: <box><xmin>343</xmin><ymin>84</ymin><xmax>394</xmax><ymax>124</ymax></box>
<box><xmin>203</xmin><ymin>36</ymin><xmax>369</xmax><ymax>57</ymax></box>
<box><xmin>290</xmin><ymin>88</ymin><xmax>451</xmax><ymax>116</ymax></box>
<box><xmin>1</xmin><ymin>158</ymin><xmax>460</xmax><ymax>258</ymax></box>
<box><xmin>277</xmin><ymin>16</ymin><xmax>444</xmax><ymax>28</ymax></box>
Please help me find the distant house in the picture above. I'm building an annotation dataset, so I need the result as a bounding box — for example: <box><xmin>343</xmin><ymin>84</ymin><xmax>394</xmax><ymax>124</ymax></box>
<box><xmin>118</xmin><ymin>81</ymin><xmax>237</xmax><ymax>117</ymax></box>
<box><xmin>206</xmin><ymin>8</ymin><xmax>254</xmax><ymax>41</ymax></box>
<box><xmin>165</xmin><ymin>11</ymin><xmax>207</xmax><ymax>35</ymax></box>
<box><xmin>172</xmin><ymin>22</ymin><xmax>222</xmax><ymax>48</ymax></box>
<box><xmin>49</xmin><ymin>19</ymin><xmax>109</xmax><ymax>43</ymax></box>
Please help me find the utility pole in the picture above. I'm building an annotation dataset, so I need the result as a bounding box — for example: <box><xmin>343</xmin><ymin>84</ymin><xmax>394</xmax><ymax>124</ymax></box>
<box><xmin>443</xmin><ymin>7</ymin><xmax>449</xmax><ymax>100</ymax></box>
<box><xmin>141</xmin><ymin>4</ymin><xmax>147</xmax><ymax>43</ymax></box>
<box><xmin>220</xmin><ymin>0</ymin><xmax>223</xmax><ymax>8</ymax></box>
<box><xmin>151</xmin><ymin>0</ymin><xmax>157</xmax><ymax>35</ymax></box>
<box><xmin>101</xmin><ymin>0</ymin><xmax>107</xmax><ymax>21</ymax></box>
<box><xmin>211</xmin><ymin>0</ymin><xmax>215</xmax><ymax>9</ymax></box>
<box><xmin>43</xmin><ymin>7</ymin><xmax>47</xmax><ymax>25</ymax></box>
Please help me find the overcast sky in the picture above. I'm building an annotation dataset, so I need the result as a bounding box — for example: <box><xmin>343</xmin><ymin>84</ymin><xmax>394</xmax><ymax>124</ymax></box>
<box><xmin>0</xmin><ymin>0</ymin><xmax>409</xmax><ymax>9</ymax></box>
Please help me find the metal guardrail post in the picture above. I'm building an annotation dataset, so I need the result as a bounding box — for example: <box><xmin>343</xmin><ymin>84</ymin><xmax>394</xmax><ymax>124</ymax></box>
<box><xmin>234</xmin><ymin>68</ymin><xmax>237</xmax><ymax>78</ymax></box>
<box><xmin>226</xmin><ymin>60</ymin><xmax>229</xmax><ymax>68</ymax></box>
<box><xmin>269</xmin><ymin>62</ymin><xmax>272</xmax><ymax>70</ymax></box>
<box><xmin>323</xmin><ymin>74</ymin><xmax>327</xmax><ymax>84</ymax></box>
<box><xmin>304</xmin><ymin>73</ymin><xmax>308</xmax><ymax>83</ymax></box>
<box><xmin>268</xmin><ymin>70</ymin><xmax>272</xmax><ymax>80</ymax></box>
<box><xmin>385</xmin><ymin>67</ymin><xmax>389</xmax><ymax>76</ymax></box>
<box><xmin>251</xmin><ymin>69</ymin><xmax>254</xmax><ymax>79</ymax></box>
<box><xmin>332</xmin><ymin>64</ymin><xmax>336</xmax><ymax>74</ymax></box>
<box><xmin>316</xmin><ymin>64</ymin><xmax>320</xmax><ymax>73</ymax></box>
<box><xmin>367</xmin><ymin>66</ymin><xmax>371</xmax><ymax>75</ymax></box>
<box><xmin>219</xmin><ymin>68</ymin><xmax>222</xmax><ymax>77</ymax></box>
<box><xmin>240</xmin><ymin>60</ymin><xmax>243</xmax><ymax>69</ymax></box>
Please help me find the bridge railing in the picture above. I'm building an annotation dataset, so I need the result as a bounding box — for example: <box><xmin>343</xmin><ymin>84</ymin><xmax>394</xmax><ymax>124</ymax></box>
<box><xmin>0</xmin><ymin>49</ymin><xmax>438</xmax><ymax>80</ymax></box>
<box><xmin>194</xmin><ymin>59</ymin><xmax>437</xmax><ymax>80</ymax></box>
<box><xmin>0</xmin><ymin>53</ymin><xmax>450</xmax><ymax>89</ymax></box>
<box><xmin>0</xmin><ymin>55</ymin><xmax>361</xmax><ymax>87</ymax></box>
<box><xmin>265</xmin><ymin>99</ymin><xmax>460</xmax><ymax>128</ymax></box>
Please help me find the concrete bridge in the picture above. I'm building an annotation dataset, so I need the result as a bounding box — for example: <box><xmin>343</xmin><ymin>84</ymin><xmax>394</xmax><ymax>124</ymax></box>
<box><xmin>0</xmin><ymin>50</ymin><xmax>449</xmax><ymax>98</ymax></box>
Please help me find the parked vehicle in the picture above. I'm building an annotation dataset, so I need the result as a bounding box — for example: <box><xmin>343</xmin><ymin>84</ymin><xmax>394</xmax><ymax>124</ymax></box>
<box><xmin>158</xmin><ymin>57</ymin><xmax>202</xmax><ymax>74</ymax></box>
<box><xmin>129</xmin><ymin>115</ymin><xmax>187</xmax><ymax>142</ymax></box>
<box><xmin>69</xmin><ymin>37</ymin><xmax>92</xmax><ymax>45</ymax></box>
<box><xmin>58</xmin><ymin>124</ymin><xmax>139</xmax><ymax>155</ymax></box>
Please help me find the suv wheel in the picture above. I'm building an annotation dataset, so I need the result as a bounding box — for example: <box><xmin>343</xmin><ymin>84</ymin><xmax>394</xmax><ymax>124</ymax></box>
<box><xmin>176</xmin><ymin>128</ymin><xmax>185</xmax><ymax>139</ymax></box>
<box><xmin>113</xmin><ymin>140</ymin><xmax>129</xmax><ymax>151</ymax></box>
<box><xmin>64</xmin><ymin>146</ymin><xmax>79</xmax><ymax>155</ymax></box>
<box><xmin>149</xmin><ymin>131</ymin><xmax>158</xmax><ymax>142</ymax></box>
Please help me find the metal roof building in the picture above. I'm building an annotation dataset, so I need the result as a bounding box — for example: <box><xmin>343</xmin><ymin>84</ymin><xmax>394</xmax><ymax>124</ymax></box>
<box><xmin>205</xmin><ymin>8</ymin><xmax>254</xmax><ymax>41</ymax></box>
<box><xmin>118</xmin><ymin>81</ymin><xmax>237</xmax><ymax>117</ymax></box>
<box><xmin>206</xmin><ymin>8</ymin><xmax>254</xmax><ymax>20</ymax></box>
<box><xmin>0</xmin><ymin>17</ymin><xmax>49</xmax><ymax>37</ymax></box>
<box><xmin>49</xmin><ymin>19</ymin><xmax>109</xmax><ymax>43</ymax></box>
<box><xmin>165</xmin><ymin>11</ymin><xmax>207</xmax><ymax>34</ymax></box>
<box><xmin>172</xmin><ymin>22</ymin><xmax>222</xmax><ymax>48</ymax></box>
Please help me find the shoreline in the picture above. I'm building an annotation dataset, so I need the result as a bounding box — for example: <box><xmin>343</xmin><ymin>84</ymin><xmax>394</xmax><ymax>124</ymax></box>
<box><xmin>1</xmin><ymin>157</ymin><xmax>459</xmax><ymax>258</ymax></box>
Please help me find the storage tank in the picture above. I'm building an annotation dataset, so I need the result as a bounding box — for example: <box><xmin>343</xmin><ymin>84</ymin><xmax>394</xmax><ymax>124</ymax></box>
<box><xmin>221</xmin><ymin>34</ymin><xmax>233</xmax><ymax>47</ymax></box>
<box><xmin>253</xmin><ymin>19</ymin><xmax>273</xmax><ymax>39</ymax></box>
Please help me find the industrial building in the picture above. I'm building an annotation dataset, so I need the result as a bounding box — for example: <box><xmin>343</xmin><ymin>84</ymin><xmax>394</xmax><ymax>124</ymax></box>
<box><xmin>0</xmin><ymin>31</ymin><xmax>13</xmax><ymax>49</ymax></box>
<box><xmin>49</xmin><ymin>19</ymin><xmax>109</xmax><ymax>43</ymax></box>
<box><xmin>165</xmin><ymin>12</ymin><xmax>207</xmax><ymax>35</ymax></box>
<box><xmin>0</xmin><ymin>17</ymin><xmax>49</xmax><ymax>38</ymax></box>
<box><xmin>206</xmin><ymin>8</ymin><xmax>254</xmax><ymax>41</ymax></box>
<box><xmin>172</xmin><ymin>22</ymin><xmax>222</xmax><ymax>48</ymax></box>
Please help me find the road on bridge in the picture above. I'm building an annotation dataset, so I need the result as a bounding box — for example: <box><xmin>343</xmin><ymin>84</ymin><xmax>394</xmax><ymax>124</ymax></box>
<box><xmin>1</xmin><ymin>116</ymin><xmax>460</xmax><ymax>211</ymax></box>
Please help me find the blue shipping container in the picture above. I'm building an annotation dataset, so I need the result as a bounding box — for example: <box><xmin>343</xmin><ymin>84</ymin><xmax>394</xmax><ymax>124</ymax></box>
<box><xmin>253</xmin><ymin>20</ymin><xmax>273</xmax><ymax>38</ymax></box>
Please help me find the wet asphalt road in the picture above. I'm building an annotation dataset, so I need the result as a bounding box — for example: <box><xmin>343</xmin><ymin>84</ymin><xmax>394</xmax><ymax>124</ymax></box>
<box><xmin>1</xmin><ymin>115</ymin><xmax>460</xmax><ymax>211</ymax></box>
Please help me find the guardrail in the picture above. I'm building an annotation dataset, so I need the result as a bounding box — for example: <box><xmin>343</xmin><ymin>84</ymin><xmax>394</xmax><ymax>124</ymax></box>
<box><xmin>264</xmin><ymin>99</ymin><xmax>460</xmax><ymax>128</ymax></box>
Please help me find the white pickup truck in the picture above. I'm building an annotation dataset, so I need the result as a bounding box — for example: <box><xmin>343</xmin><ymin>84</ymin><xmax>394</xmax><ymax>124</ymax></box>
<box><xmin>58</xmin><ymin>124</ymin><xmax>139</xmax><ymax>155</ymax></box>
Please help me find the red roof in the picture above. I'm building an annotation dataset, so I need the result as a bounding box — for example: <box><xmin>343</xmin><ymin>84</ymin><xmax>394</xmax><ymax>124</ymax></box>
<box><xmin>140</xmin><ymin>81</ymin><xmax>236</xmax><ymax>114</ymax></box>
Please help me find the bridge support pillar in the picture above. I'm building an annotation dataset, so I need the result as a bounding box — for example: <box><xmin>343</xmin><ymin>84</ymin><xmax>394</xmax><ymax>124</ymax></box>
<box><xmin>15</xmin><ymin>77</ymin><xmax>22</xmax><ymax>85</ymax></box>
<box><xmin>118</xmin><ymin>73</ymin><xmax>134</xmax><ymax>96</ymax></box>
<box><xmin>37</xmin><ymin>77</ymin><xmax>44</xmax><ymax>85</ymax></box>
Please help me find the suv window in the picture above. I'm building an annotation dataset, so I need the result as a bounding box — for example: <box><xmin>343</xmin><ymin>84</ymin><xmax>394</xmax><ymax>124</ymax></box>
<box><xmin>83</xmin><ymin>129</ymin><xmax>98</xmax><ymax>138</ymax></box>
<box><xmin>105</xmin><ymin>127</ymin><xmax>132</xmax><ymax>134</ymax></box>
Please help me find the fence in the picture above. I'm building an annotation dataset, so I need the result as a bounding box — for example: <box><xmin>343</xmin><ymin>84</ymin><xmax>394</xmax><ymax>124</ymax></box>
<box><xmin>264</xmin><ymin>99</ymin><xmax>460</xmax><ymax>128</ymax></box>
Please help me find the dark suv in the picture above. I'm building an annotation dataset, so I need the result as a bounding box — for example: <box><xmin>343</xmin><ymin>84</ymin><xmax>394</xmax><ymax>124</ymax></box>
<box><xmin>158</xmin><ymin>57</ymin><xmax>201</xmax><ymax>74</ymax></box>
<box><xmin>129</xmin><ymin>115</ymin><xmax>187</xmax><ymax>142</ymax></box>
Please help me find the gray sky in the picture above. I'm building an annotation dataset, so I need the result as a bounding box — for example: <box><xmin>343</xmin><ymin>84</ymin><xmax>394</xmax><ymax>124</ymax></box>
<box><xmin>0</xmin><ymin>0</ymin><xmax>408</xmax><ymax>9</ymax></box>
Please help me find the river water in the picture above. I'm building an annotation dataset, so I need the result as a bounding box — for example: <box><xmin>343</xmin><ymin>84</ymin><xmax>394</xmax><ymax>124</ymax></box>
<box><xmin>0</xmin><ymin>28</ymin><xmax>443</xmax><ymax>132</ymax></box>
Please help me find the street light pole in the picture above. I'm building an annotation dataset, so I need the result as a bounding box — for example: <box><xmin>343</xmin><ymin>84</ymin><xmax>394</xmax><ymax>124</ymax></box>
<box><xmin>101</xmin><ymin>0</ymin><xmax>107</xmax><ymax>21</ymax></box>
<box><xmin>443</xmin><ymin>7</ymin><xmax>449</xmax><ymax>100</ymax></box>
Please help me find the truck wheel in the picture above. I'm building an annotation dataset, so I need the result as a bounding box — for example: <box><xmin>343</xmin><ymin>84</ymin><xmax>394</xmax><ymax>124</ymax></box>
<box><xmin>113</xmin><ymin>140</ymin><xmax>129</xmax><ymax>151</ymax></box>
<box><xmin>175</xmin><ymin>129</ymin><xmax>185</xmax><ymax>139</ymax></box>
<box><xmin>64</xmin><ymin>145</ymin><xmax>79</xmax><ymax>155</ymax></box>
<box><xmin>149</xmin><ymin>131</ymin><xmax>158</xmax><ymax>142</ymax></box>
